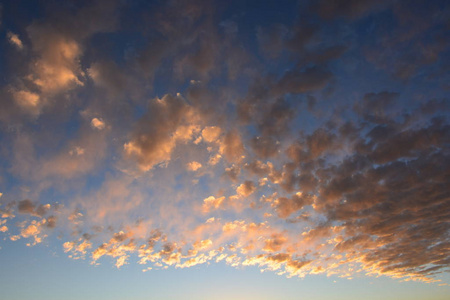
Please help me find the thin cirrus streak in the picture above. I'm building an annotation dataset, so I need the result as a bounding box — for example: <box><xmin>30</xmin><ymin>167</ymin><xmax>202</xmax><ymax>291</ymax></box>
<box><xmin>0</xmin><ymin>0</ymin><xmax>449</xmax><ymax>291</ymax></box>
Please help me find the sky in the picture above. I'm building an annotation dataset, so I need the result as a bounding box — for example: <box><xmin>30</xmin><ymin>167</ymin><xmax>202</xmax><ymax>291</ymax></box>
<box><xmin>0</xmin><ymin>0</ymin><xmax>449</xmax><ymax>299</ymax></box>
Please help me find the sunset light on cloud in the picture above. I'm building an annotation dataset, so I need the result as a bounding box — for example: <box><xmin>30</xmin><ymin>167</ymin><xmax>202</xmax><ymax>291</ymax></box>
<box><xmin>0</xmin><ymin>1</ymin><xmax>449</xmax><ymax>299</ymax></box>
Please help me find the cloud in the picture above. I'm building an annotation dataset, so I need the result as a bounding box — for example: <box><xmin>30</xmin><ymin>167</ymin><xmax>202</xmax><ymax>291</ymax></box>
<box><xmin>91</xmin><ymin>230</ymin><xmax>136</xmax><ymax>268</ymax></box>
<box><xmin>69</xmin><ymin>147</ymin><xmax>85</xmax><ymax>156</ymax></box>
<box><xmin>219</xmin><ymin>130</ymin><xmax>244</xmax><ymax>163</ymax></box>
<box><xmin>186</xmin><ymin>161</ymin><xmax>202</xmax><ymax>171</ymax></box>
<box><xmin>202</xmin><ymin>126</ymin><xmax>222</xmax><ymax>143</ymax></box>
<box><xmin>273</xmin><ymin>192</ymin><xmax>315</xmax><ymax>219</ymax></box>
<box><xmin>354</xmin><ymin>92</ymin><xmax>399</xmax><ymax>122</ymax></box>
<box><xmin>20</xmin><ymin>221</ymin><xmax>43</xmax><ymax>244</ymax></box>
<box><xmin>124</xmin><ymin>94</ymin><xmax>200</xmax><ymax>172</ymax></box>
<box><xmin>0</xmin><ymin>218</ymin><xmax>8</xmax><ymax>232</ymax></box>
<box><xmin>236</xmin><ymin>181</ymin><xmax>256</xmax><ymax>197</ymax></box>
<box><xmin>12</xmin><ymin>90</ymin><xmax>41</xmax><ymax>115</ymax></box>
<box><xmin>18</xmin><ymin>199</ymin><xmax>51</xmax><ymax>217</ymax></box>
<box><xmin>1</xmin><ymin>0</ymin><xmax>122</xmax><ymax>122</ymax></box>
<box><xmin>275</xmin><ymin>66</ymin><xmax>333</xmax><ymax>95</ymax></box>
<box><xmin>63</xmin><ymin>238</ymin><xmax>92</xmax><ymax>259</ymax></box>
<box><xmin>312</xmin><ymin>0</ymin><xmax>391</xmax><ymax>20</ymax></box>
<box><xmin>263</xmin><ymin>233</ymin><xmax>288</xmax><ymax>252</ymax></box>
<box><xmin>208</xmin><ymin>153</ymin><xmax>222</xmax><ymax>166</ymax></box>
<box><xmin>0</xmin><ymin>202</ymin><xmax>15</xmax><ymax>219</ymax></box>
<box><xmin>250</xmin><ymin>136</ymin><xmax>280</xmax><ymax>159</ymax></box>
<box><xmin>7</xmin><ymin>31</ymin><xmax>24</xmax><ymax>50</ymax></box>
<box><xmin>362</xmin><ymin>1</ymin><xmax>448</xmax><ymax>80</ymax></box>
<box><xmin>88</xmin><ymin>61</ymin><xmax>128</xmax><ymax>95</ymax></box>
<box><xmin>0</xmin><ymin>0</ymin><xmax>448</xmax><ymax>287</ymax></box>
<box><xmin>91</xmin><ymin>118</ymin><xmax>106</xmax><ymax>130</ymax></box>
<box><xmin>10</xmin><ymin>218</ymin><xmax>50</xmax><ymax>246</ymax></box>
<box><xmin>202</xmin><ymin>196</ymin><xmax>225</xmax><ymax>213</ymax></box>
<box><xmin>26</xmin><ymin>27</ymin><xmax>84</xmax><ymax>94</ymax></box>
<box><xmin>6</xmin><ymin>117</ymin><xmax>109</xmax><ymax>186</ymax></box>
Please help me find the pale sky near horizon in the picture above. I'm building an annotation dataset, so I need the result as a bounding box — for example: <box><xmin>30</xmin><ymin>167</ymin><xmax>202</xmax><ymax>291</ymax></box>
<box><xmin>0</xmin><ymin>0</ymin><xmax>449</xmax><ymax>299</ymax></box>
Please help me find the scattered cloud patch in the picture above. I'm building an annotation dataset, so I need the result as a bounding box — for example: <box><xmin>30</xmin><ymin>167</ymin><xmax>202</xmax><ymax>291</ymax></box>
<box><xmin>7</xmin><ymin>31</ymin><xmax>24</xmax><ymax>50</ymax></box>
<box><xmin>91</xmin><ymin>118</ymin><xmax>105</xmax><ymax>130</ymax></box>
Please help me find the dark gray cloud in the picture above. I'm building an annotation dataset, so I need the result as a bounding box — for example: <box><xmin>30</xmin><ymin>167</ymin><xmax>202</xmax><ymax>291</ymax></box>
<box><xmin>274</xmin><ymin>193</ymin><xmax>315</xmax><ymax>218</ymax></box>
<box><xmin>354</xmin><ymin>92</ymin><xmax>399</xmax><ymax>122</ymax></box>
<box><xmin>256</xmin><ymin>96</ymin><xmax>450</xmax><ymax>279</ymax></box>
<box><xmin>363</xmin><ymin>0</ymin><xmax>449</xmax><ymax>80</ymax></box>
<box><xmin>221</xmin><ymin>130</ymin><xmax>245</xmax><ymax>163</ymax></box>
<box><xmin>123</xmin><ymin>94</ymin><xmax>198</xmax><ymax>171</ymax></box>
<box><xmin>276</xmin><ymin>66</ymin><xmax>333</xmax><ymax>95</ymax></box>
<box><xmin>18</xmin><ymin>199</ymin><xmax>50</xmax><ymax>217</ymax></box>
<box><xmin>250</xmin><ymin>136</ymin><xmax>280</xmax><ymax>159</ymax></box>
<box><xmin>312</xmin><ymin>0</ymin><xmax>392</xmax><ymax>20</ymax></box>
<box><xmin>18</xmin><ymin>199</ymin><xmax>35</xmax><ymax>215</ymax></box>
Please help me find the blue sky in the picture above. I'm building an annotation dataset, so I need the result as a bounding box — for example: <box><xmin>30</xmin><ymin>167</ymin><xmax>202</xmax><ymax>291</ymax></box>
<box><xmin>0</xmin><ymin>0</ymin><xmax>449</xmax><ymax>299</ymax></box>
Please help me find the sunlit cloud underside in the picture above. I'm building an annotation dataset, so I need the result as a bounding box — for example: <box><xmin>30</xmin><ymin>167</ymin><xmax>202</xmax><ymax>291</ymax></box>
<box><xmin>0</xmin><ymin>0</ymin><xmax>449</xmax><ymax>287</ymax></box>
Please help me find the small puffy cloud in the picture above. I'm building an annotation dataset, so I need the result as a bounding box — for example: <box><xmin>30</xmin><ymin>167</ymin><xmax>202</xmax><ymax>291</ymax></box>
<box><xmin>69</xmin><ymin>146</ymin><xmax>85</xmax><ymax>156</ymax></box>
<box><xmin>124</xmin><ymin>138</ymin><xmax>175</xmax><ymax>172</ymax></box>
<box><xmin>11</xmin><ymin>219</ymin><xmax>48</xmax><ymax>246</ymax></box>
<box><xmin>193</xmin><ymin>239</ymin><xmax>213</xmax><ymax>250</ymax></box>
<box><xmin>91</xmin><ymin>118</ymin><xmax>105</xmax><ymax>130</ymax></box>
<box><xmin>220</xmin><ymin>130</ymin><xmax>244</xmax><ymax>162</ymax></box>
<box><xmin>273</xmin><ymin>192</ymin><xmax>315</xmax><ymax>219</ymax></box>
<box><xmin>0</xmin><ymin>219</ymin><xmax>8</xmax><ymax>232</ymax></box>
<box><xmin>18</xmin><ymin>199</ymin><xmax>51</xmax><ymax>217</ymax></box>
<box><xmin>7</xmin><ymin>31</ymin><xmax>24</xmax><ymax>50</ymax></box>
<box><xmin>18</xmin><ymin>199</ymin><xmax>35</xmax><ymax>215</ymax></box>
<box><xmin>45</xmin><ymin>216</ymin><xmax>57</xmax><ymax>228</ymax></box>
<box><xmin>202</xmin><ymin>126</ymin><xmax>222</xmax><ymax>143</ymax></box>
<box><xmin>91</xmin><ymin>231</ymin><xmax>136</xmax><ymax>268</ymax></box>
<box><xmin>124</xmin><ymin>94</ymin><xmax>198</xmax><ymax>171</ymax></box>
<box><xmin>224</xmin><ymin>165</ymin><xmax>240</xmax><ymax>182</ymax></box>
<box><xmin>64</xmin><ymin>238</ymin><xmax>92</xmax><ymax>259</ymax></box>
<box><xmin>236</xmin><ymin>181</ymin><xmax>256</xmax><ymax>197</ymax></box>
<box><xmin>186</xmin><ymin>161</ymin><xmax>202</xmax><ymax>171</ymax></box>
<box><xmin>259</xmin><ymin>178</ymin><xmax>268</xmax><ymax>186</ymax></box>
<box><xmin>12</xmin><ymin>90</ymin><xmax>41</xmax><ymax>115</ymax></box>
<box><xmin>202</xmin><ymin>196</ymin><xmax>225</xmax><ymax>213</ymax></box>
<box><xmin>174</xmin><ymin>124</ymin><xmax>200</xmax><ymax>141</ymax></box>
<box><xmin>208</xmin><ymin>154</ymin><xmax>222</xmax><ymax>165</ymax></box>
<box><xmin>263</xmin><ymin>233</ymin><xmax>288</xmax><ymax>252</ymax></box>
<box><xmin>21</xmin><ymin>223</ymin><xmax>41</xmax><ymax>239</ymax></box>
<box><xmin>26</xmin><ymin>27</ymin><xmax>84</xmax><ymax>93</ymax></box>
<box><xmin>63</xmin><ymin>241</ymin><xmax>76</xmax><ymax>253</ymax></box>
